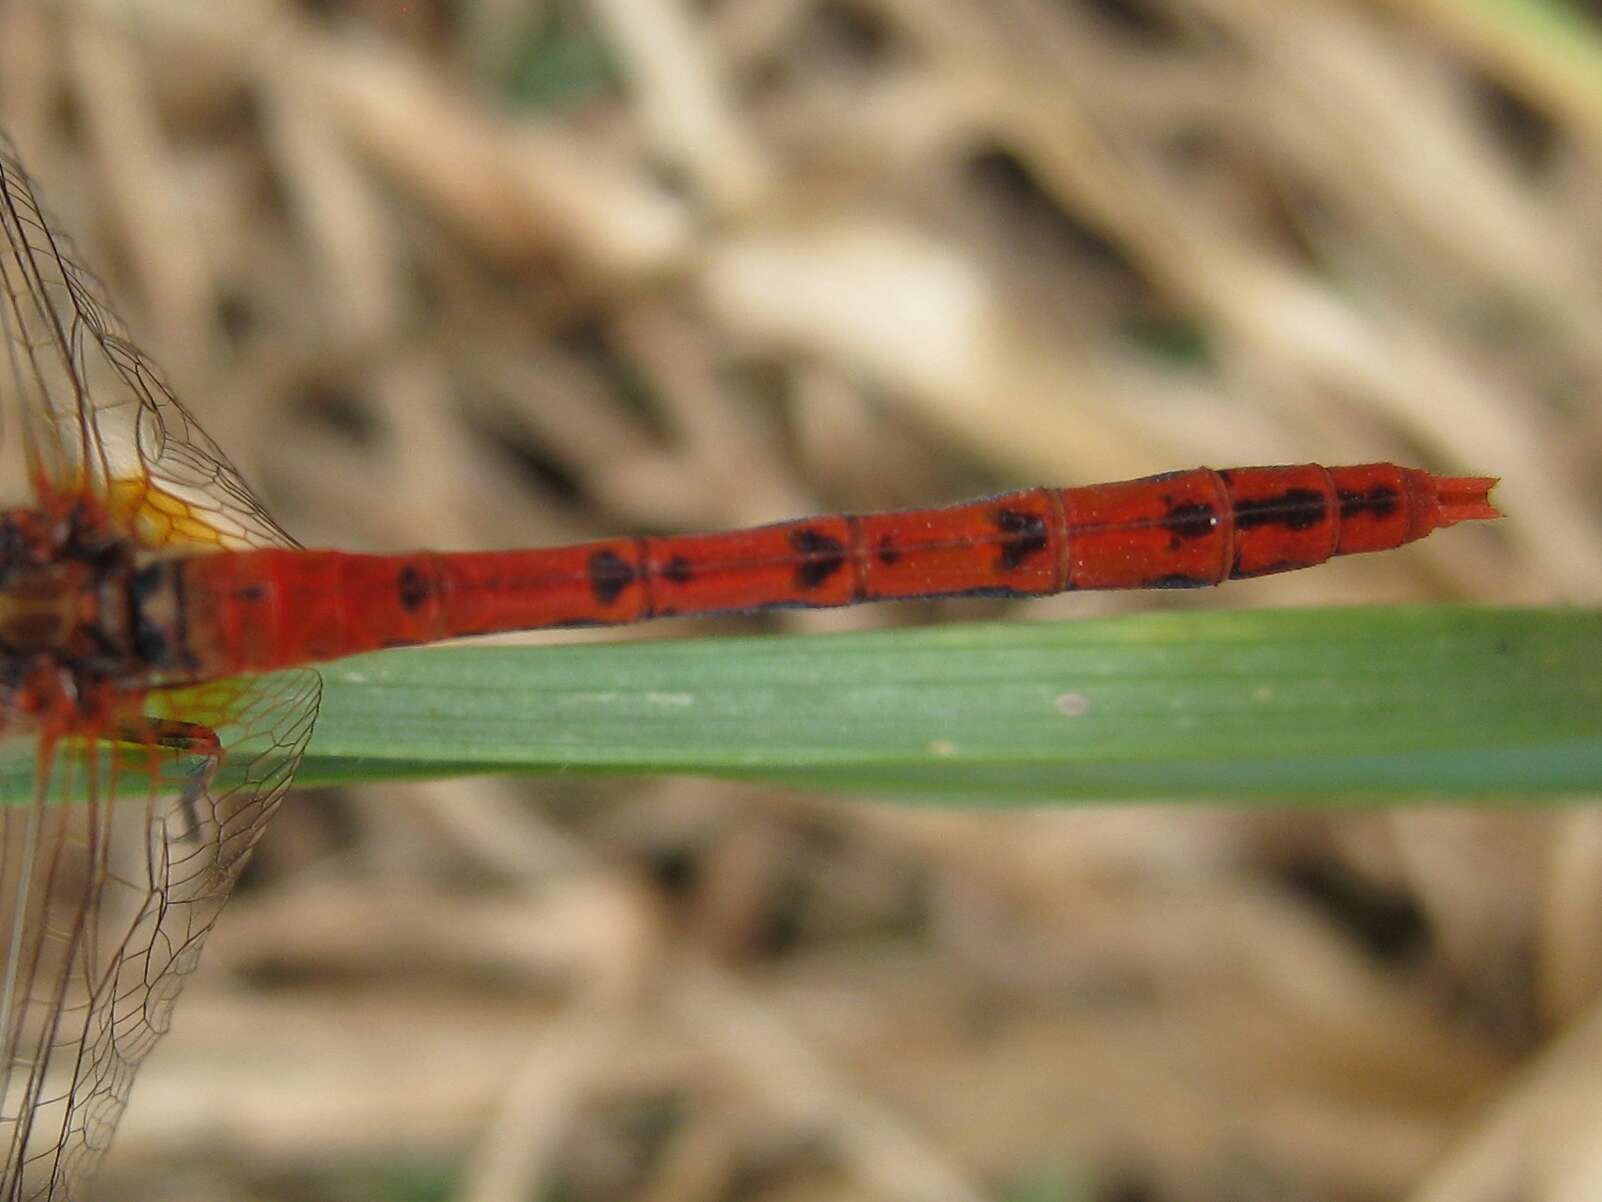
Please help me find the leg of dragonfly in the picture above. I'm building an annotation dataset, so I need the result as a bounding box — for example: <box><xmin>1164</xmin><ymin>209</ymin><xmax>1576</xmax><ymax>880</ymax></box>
<box><xmin>115</xmin><ymin>718</ymin><xmax>223</xmax><ymax>843</ymax></box>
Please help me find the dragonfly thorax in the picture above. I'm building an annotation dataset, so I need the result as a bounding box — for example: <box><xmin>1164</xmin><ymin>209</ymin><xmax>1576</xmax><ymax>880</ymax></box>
<box><xmin>0</xmin><ymin>560</ymin><xmax>97</xmax><ymax>652</ymax></box>
<box><xmin>0</xmin><ymin>506</ymin><xmax>149</xmax><ymax>699</ymax></box>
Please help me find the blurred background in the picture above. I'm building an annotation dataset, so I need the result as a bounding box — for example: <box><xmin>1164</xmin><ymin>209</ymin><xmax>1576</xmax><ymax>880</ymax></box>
<box><xmin>3</xmin><ymin>0</ymin><xmax>1602</xmax><ymax>1199</ymax></box>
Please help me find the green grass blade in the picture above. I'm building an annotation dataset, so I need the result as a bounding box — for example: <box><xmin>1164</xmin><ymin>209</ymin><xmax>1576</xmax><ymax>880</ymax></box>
<box><xmin>2</xmin><ymin>606</ymin><xmax>1594</xmax><ymax>805</ymax></box>
<box><xmin>293</xmin><ymin>605</ymin><xmax>1600</xmax><ymax>802</ymax></box>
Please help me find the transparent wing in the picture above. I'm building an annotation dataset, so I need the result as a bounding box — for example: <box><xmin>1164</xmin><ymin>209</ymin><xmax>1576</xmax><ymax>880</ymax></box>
<box><xmin>0</xmin><ymin>131</ymin><xmax>295</xmax><ymax>548</ymax></box>
<box><xmin>0</xmin><ymin>135</ymin><xmax>320</xmax><ymax>1196</ymax></box>
<box><xmin>0</xmin><ymin>671</ymin><xmax>321</xmax><ymax>1200</ymax></box>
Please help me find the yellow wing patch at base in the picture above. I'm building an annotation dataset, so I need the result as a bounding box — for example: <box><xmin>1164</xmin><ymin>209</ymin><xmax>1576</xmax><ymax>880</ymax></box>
<box><xmin>107</xmin><ymin>476</ymin><xmax>236</xmax><ymax>549</ymax></box>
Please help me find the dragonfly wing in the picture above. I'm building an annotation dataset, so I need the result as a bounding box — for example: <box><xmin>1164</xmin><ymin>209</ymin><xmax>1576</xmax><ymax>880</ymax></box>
<box><xmin>0</xmin><ymin>132</ymin><xmax>295</xmax><ymax>549</ymax></box>
<box><xmin>0</xmin><ymin>670</ymin><xmax>321</xmax><ymax>1200</ymax></box>
<box><xmin>0</xmin><ymin>134</ymin><xmax>319</xmax><ymax>1195</ymax></box>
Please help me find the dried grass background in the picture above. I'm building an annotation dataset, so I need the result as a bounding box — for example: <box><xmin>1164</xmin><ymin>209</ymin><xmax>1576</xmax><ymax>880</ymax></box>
<box><xmin>2</xmin><ymin>0</ymin><xmax>1601</xmax><ymax>1199</ymax></box>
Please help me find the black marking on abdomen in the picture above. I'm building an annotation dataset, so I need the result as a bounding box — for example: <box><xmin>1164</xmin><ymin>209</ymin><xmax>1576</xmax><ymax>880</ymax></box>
<box><xmin>1338</xmin><ymin>485</ymin><xmax>1399</xmax><ymax>521</ymax></box>
<box><xmin>789</xmin><ymin>528</ymin><xmax>846</xmax><ymax>590</ymax></box>
<box><xmin>588</xmin><ymin>549</ymin><xmax>636</xmax><ymax>604</ymax></box>
<box><xmin>1233</xmin><ymin>488</ymin><xmax>1328</xmax><ymax>531</ymax></box>
<box><xmin>1163</xmin><ymin>501</ymin><xmax>1217</xmax><ymax>548</ymax></box>
<box><xmin>397</xmin><ymin>564</ymin><xmax>434</xmax><ymax>612</ymax></box>
<box><xmin>877</xmin><ymin>535</ymin><xmax>900</xmax><ymax>566</ymax></box>
<box><xmin>949</xmin><ymin>585</ymin><xmax>1037</xmax><ymax>600</ymax></box>
<box><xmin>1146</xmin><ymin>573</ymin><xmax>1211</xmax><ymax>589</ymax></box>
<box><xmin>662</xmin><ymin>555</ymin><xmax>694</xmax><ymax>584</ymax></box>
<box><xmin>995</xmin><ymin>508</ymin><xmax>1048</xmax><ymax>571</ymax></box>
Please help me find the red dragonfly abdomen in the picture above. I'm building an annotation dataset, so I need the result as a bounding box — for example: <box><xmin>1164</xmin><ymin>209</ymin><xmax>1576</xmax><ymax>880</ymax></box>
<box><xmin>172</xmin><ymin>464</ymin><xmax>1497</xmax><ymax>677</ymax></box>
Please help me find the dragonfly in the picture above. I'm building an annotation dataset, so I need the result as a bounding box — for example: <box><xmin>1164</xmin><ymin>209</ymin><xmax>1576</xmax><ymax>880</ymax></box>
<box><xmin>0</xmin><ymin>129</ymin><xmax>1498</xmax><ymax>1199</ymax></box>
